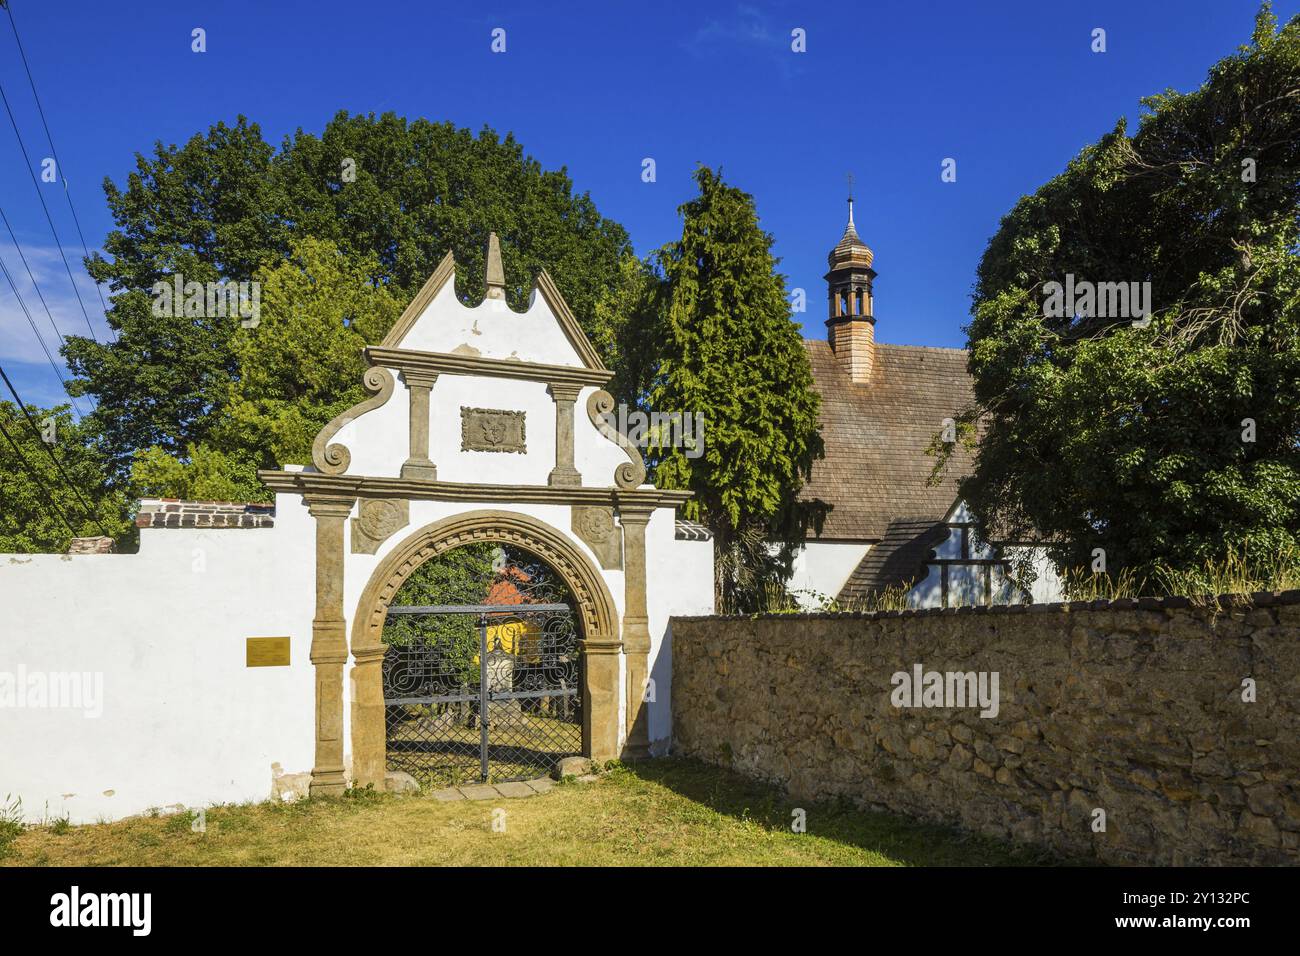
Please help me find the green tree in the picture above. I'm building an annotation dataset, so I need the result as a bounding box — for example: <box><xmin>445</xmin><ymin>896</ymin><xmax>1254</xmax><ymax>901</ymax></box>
<box><xmin>650</xmin><ymin>166</ymin><xmax>823</xmax><ymax>610</ymax></box>
<box><xmin>67</xmin><ymin>117</ymin><xmax>283</xmax><ymax>476</ymax></box>
<box><xmin>955</xmin><ymin>4</ymin><xmax>1300</xmax><ymax>581</ymax></box>
<box><xmin>66</xmin><ymin>112</ymin><xmax>633</xmax><ymax>479</ymax></box>
<box><xmin>589</xmin><ymin>252</ymin><xmax>664</xmax><ymax>408</ymax></box>
<box><xmin>130</xmin><ymin>237</ymin><xmax>404</xmax><ymax>498</ymax></box>
<box><xmin>0</xmin><ymin>402</ymin><xmax>132</xmax><ymax>552</ymax></box>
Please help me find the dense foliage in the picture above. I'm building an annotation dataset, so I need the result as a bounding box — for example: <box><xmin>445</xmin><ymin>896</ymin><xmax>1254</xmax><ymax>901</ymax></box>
<box><xmin>956</xmin><ymin>5</ymin><xmax>1300</xmax><ymax>580</ymax></box>
<box><xmin>0</xmin><ymin>401</ymin><xmax>132</xmax><ymax>552</ymax></box>
<box><xmin>131</xmin><ymin>238</ymin><xmax>404</xmax><ymax>500</ymax></box>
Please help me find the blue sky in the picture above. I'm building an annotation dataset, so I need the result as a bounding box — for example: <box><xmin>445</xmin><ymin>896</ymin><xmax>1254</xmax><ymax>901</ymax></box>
<box><xmin>1</xmin><ymin>0</ymin><xmax>1295</xmax><ymax>411</ymax></box>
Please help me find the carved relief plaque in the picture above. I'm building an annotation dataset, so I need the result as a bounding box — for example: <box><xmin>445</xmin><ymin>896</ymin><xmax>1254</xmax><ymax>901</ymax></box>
<box><xmin>350</xmin><ymin>498</ymin><xmax>410</xmax><ymax>554</ymax></box>
<box><xmin>572</xmin><ymin>505</ymin><xmax>622</xmax><ymax>570</ymax></box>
<box><xmin>461</xmin><ymin>407</ymin><xmax>527</xmax><ymax>454</ymax></box>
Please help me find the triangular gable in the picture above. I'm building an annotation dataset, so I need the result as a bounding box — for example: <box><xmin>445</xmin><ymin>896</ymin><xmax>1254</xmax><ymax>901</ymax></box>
<box><xmin>378</xmin><ymin>238</ymin><xmax>606</xmax><ymax>372</ymax></box>
<box><xmin>380</xmin><ymin>250</ymin><xmax>456</xmax><ymax>348</ymax></box>
<box><xmin>533</xmin><ymin>268</ymin><xmax>606</xmax><ymax>371</ymax></box>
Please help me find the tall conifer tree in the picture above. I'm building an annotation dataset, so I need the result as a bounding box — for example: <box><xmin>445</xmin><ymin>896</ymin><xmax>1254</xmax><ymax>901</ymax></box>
<box><xmin>652</xmin><ymin>166</ymin><xmax>822</xmax><ymax>610</ymax></box>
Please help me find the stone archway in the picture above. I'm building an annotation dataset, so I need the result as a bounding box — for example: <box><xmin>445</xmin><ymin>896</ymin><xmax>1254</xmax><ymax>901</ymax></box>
<box><xmin>348</xmin><ymin>509</ymin><xmax>621</xmax><ymax>789</ymax></box>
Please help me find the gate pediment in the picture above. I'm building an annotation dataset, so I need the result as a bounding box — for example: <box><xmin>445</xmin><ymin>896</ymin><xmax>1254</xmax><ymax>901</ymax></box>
<box><xmin>266</xmin><ymin>234</ymin><xmax>666</xmax><ymax>495</ymax></box>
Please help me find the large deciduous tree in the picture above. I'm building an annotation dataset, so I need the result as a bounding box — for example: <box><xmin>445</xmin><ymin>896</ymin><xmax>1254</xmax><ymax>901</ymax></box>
<box><xmin>130</xmin><ymin>237</ymin><xmax>404</xmax><ymax>500</ymax></box>
<box><xmin>650</xmin><ymin>166</ymin><xmax>823</xmax><ymax>610</ymax></box>
<box><xmin>66</xmin><ymin>112</ymin><xmax>634</xmax><ymax>480</ymax></box>
<box><xmin>956</xmin><ymin>4</ymin><xmax>1300</xmax><ymax>580</ymax></box>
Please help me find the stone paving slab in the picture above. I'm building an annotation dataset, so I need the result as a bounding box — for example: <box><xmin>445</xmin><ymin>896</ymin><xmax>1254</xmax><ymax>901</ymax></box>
<box><xmin>428</xmin><ymin>777</ymin><xmax>557</xmax><ymax>802</ymax></box>
<box><xmin>495</xmin><ymin>781</ymin><xmax>538</xmax><ymax>799</ymax></box>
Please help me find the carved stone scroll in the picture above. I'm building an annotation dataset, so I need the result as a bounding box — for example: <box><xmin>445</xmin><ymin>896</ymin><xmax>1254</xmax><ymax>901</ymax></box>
<box><xmin>586</xmin><ymin>390</ymin><xmax>647</xmax><ymax>489</ymax></box>
<box><xmin>311</xmin><ymin>368</ymin><xmax>396</xmax><ymax>475</ymax></box>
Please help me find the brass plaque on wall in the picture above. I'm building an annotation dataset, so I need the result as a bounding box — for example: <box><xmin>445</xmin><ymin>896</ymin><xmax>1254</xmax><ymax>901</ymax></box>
<box><xmin>246</xmin><ymin>636</ymin><xmax>291</xmax><ymax>667</ymax></box>
<box><xmin>461</xmin><ymin>407</ymin><xmax>527</xmax><ymax>453</ymax></box>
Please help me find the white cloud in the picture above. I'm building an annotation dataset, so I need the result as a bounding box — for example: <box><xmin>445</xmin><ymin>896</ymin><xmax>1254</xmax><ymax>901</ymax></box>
<box><xmin>681</xmin><ymin>3</ymin><xmax>805</xmax><ymax>77</ymax></box>
<box><xmin>0</xmin><ymin>240</ymin><xmax>109</xmax><ymax>367</ymax></box>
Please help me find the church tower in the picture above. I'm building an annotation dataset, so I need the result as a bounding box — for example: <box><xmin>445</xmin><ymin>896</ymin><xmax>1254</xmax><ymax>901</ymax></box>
<box><xmin>824</xmin><ymin>188</ymin><xmax>876</xmax><ymax>384</ymax></box>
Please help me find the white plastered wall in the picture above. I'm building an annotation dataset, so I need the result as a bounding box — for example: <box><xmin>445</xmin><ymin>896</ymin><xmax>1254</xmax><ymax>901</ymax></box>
<box><xmin>785</xmin><ymin>541</ymin><xmax>873</xmax><ymax>609</ymax></box>
<box><xmin>0</xmin><ymin>516</ymin><xmax>316</xmax><ymax>824</ymax></box>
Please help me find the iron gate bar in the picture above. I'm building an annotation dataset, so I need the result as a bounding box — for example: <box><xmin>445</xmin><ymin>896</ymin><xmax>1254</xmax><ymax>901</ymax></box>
<box><xmin>478</xmin><ymin>613</ymin><xmax>489</xmax><ymax>780</ymax></box>
<box><xmin>387</xmin><ymin>693</ymin><xmax>479</xmax><ymax>706</ymax></box>
<box><xmin>386</xmin><ymin>603</ymin><xmax>571</xmax><ymax>615</ymax></box>
<box><xmin>489</xmin><ymin>687</ymin><xmax>578</xmax><ymax>702</ymax></box>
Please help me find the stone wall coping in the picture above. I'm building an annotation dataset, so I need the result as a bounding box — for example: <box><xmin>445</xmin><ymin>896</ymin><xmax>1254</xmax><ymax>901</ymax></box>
<box><xmin>673</xmin><ymin>588</ymin><xmax>1300</xmax><ymax>622</ymax></box>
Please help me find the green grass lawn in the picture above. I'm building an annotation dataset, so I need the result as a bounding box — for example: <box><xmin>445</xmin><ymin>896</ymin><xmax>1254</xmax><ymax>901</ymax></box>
<box><xmin>1</xmin><ymin>758</ymin><xmax>1059</xmax><ymax>867</ymax></box>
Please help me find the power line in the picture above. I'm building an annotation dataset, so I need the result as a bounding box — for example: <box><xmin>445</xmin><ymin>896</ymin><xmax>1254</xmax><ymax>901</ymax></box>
<box><xmin>0</xmin><ymin>355</ymin><xmax>110</xmax><ymax>537</ymax></box>
<box><xmin>0</xmin><ymin>236</ymin><xmax>87</xmax><ymax>418</ymax></box>
<box><xmin>0</xmin><ymin>76</ymin><xmax>100</xmax><ymax>343</ymax></box>
<box><xmin>0</xmin><ymin>413</ymin><xmax>78</xmax><ymax>539</ymax></box>
<box><xmin>4</xmin><ymin>3</ymin><xmax>112</xmax><ymax>322</ymax></box>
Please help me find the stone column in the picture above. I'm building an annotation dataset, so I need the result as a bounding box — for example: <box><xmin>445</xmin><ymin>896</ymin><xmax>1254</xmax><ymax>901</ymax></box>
<box><xmin>581</xmin><ymin>636</ymin><xmax>623</xmax><ymax>762</ymax></box>
<box><xmin>400</xmin><ymin>371</ymin><xmax>438</xmax><ymax>479</ymax></box>
<box><xmin>306</xmin><ymin>494</ymin><xmax>355</xmax><ymax>797</ymax></box>
<box><xmin>618</xmin><ymin>504</ymin><xmax>654</xmax><ymax>759</ymax></box>
<box><xmin>547</xmin><ymin>383</ymin><xmax>583</xmax><ymax>487</ymax></box>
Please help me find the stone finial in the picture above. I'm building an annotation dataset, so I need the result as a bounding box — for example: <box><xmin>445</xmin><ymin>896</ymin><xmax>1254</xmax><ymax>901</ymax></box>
<box><xmin>485</xmin><ymin>232</ymin><xmax>506</xmax><ymax>300</ymax></box>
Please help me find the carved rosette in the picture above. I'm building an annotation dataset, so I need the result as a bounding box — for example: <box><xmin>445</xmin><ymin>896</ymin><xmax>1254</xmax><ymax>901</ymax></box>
<box><xmin>350</xmin><ymin>498</ymin><xmax>410</xmax><ymax>554</ymax></box>
<box><xmin>572</xmin><ymin>505</ymin><xmax>622</xmax><ymax>570</ymax></box>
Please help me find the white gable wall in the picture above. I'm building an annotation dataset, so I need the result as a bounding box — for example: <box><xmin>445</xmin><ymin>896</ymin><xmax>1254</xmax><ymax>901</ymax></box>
<box><xmin>395</xmin><ymin>281</ymin><xmax>585</xmax><ymax>366</ymax></box>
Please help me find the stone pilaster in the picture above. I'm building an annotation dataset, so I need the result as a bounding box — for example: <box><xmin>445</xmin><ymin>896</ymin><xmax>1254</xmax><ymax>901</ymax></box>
<box><xmin>400</xmin><ymin>370</ymin><xmax>438</xmax><ymax>479</ymax></box>
<box><xmin>305</xmin><ymin>494</ymin><xmax>355</xmax><ymax>797</ymax></box>
<box><xmin>548</xmin><ymin>383</ymin><xmax>583</xmax><ymax>486</ymax></box>
<box><xmin>581</xmin><ymin>636</ymin><xmax>623</xmax><ymax>762</ymax></box>
<box><xmin>617</xmin><ymin>503</ymin><xmax>654</xmax><ymax>759</ymax></box>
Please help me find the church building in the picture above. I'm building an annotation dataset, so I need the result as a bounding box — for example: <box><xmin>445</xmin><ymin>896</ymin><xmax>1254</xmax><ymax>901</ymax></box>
<box><xmin>788</xmin><ymin>200</ymin><xmax>1063</xmax><ymax>609</ymax></box>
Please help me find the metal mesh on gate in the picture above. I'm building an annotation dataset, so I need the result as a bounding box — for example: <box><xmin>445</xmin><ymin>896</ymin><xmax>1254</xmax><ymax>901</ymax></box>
<box><xmin>382</xmin><ymin>604</ymin><xmax>582</xmax><ymax>787</ymax></box>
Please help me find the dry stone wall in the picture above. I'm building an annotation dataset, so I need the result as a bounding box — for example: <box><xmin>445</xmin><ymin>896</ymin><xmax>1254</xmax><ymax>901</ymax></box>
<box><xmin>671</xmin><ymin>593</ymin><xmax>1300</xmax><ymax>865</ymax></box>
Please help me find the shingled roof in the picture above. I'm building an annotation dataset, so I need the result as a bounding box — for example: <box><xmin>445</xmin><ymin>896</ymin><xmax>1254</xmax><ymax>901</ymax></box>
<box><xmin>800</xmin><ymin>340</ymin><xmax>976</xmax><ymax>540</ymax></box>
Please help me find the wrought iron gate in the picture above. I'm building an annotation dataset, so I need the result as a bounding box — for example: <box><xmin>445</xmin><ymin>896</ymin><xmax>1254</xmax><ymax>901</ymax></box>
<box><xmin>382</xmin><ymin>602</ymin><xmax>583</xmax><ymax>787</ymax></box>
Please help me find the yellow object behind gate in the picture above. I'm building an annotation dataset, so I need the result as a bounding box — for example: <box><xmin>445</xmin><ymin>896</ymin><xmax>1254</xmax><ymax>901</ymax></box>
<box><xmin>476</xmin><ymin>618</ymin><xmax>543</xmax><ymax>664</ymax></box>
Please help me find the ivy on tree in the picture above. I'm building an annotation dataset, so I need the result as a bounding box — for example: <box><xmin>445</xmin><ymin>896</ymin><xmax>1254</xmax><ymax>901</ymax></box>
<box><xmin>951</xmin><ymin>4</ymin><xmax>1300</xmax><ymax>581</ymax></box>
